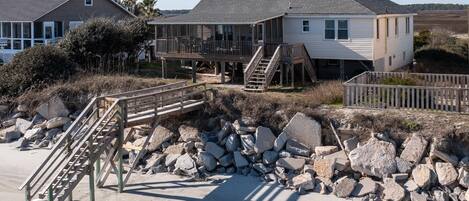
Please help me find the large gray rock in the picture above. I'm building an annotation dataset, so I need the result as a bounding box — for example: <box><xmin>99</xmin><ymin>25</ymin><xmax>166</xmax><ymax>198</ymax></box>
<box><xmin>219</xmin><ymin>154</ymin><xmax>234</xmax><ymax>167</ymax></box>
<box><xmin>225</xmin><ymin>134</ymin><xmax>240</xmax><ymax>152</ymax></box>
<box><xmin>174</xmin><ymin>153</ymin><xmax>198</xmax><ymax>176</ymax></box>
<box><xmin>16</xmin><ymin>104</ymin><xmax>28</xmax><ymax>113</ymax></box>
<box><xmin>147</xmin><ymin>126</ymin><xmax>175</xmax><ymax>152</ymax></box>
<box><xmin>343</xmin><ymin>137</ymin><xmax>359</xmax><ymax>152</ymax></box>
<box><xmin>313</xmin><ymin>159</ymin><xmax>335</xmax><ymax>179</ymax></box>
<box><xmin>24</xmin><ymin>128</ymin><xmax>43</xmax><ymax>140</ymax></box>
<box><xmin>164</xmin><ymin>144</ymin><xmax>184</xmax><ymax>155</ymax></box>
<box><xmin>333</xmin><ymin>177</ymin><xmax>356</xmax><ymax>198</ymax></box>
<box><xmin>459</xmin><ymin>167</ymin><xmax>469</xmax><ymax>188</ymax></box>
<box><xmin>198</xmin><ymin>151</ymin><xmax>217</xmax><ymax>171</ymax></box>
<box><xmin>205</xmin><ymin>142</ymin><xmax>225</xmax><ymax>159</ymax></box>
<box><xmin>178</xmin><ymin>125</ymin><xmax>199</xmax><ymax>142</ymax></box>
<box><xmin>396</xmin><ymin>157</ymin><xmax>412</xmax><ymax>173</ymax></box>
<box><xmin>254</xmin><ymin>127</ymin><xmax>276</xmax><ymax>154</ymax></box>
<box><xmin>431</xmin><ymin>149</ymin><xmax>459</xmax><ymax>166</ymax></box>
<box><xmin>46</xmin><ymin>117</ymin><xmax>71</xmax><ymax>130</ymax></box>
<box><xmin>145</xmin><ymin>153</ymin><xmax>166</xmax><ymax>169</ymax></box>
<box><xmin>285</xmin><ymin>140</ymin><xmax>310</xmax><ymax>157</ymax></box>
<box><xmin>1</xmin><ymin>126</ymin><xmax>21</xmax><ymax>143</ymax></box>
<box><xmin>383</xmin><ymin>178</ymin><xmax>406</xmax><ymax>201</ymax></box>
<box><xmin>165</xmin><ymin>154</ymin><xmax>181</xmax><ymax>167</ymax></box>
<box><xmin>351</xmin><ymin>177</ymin><xmax>377</xmax><ymax>197</ymax></box>
<box><xmin>292</xmin><ymin>173</ymin><xmax>315</xmax><ymax>191</ymax></box>
<box><xmin>35</xmin><ymin>97</ymin><xmax>70</xmax><ymax>120</ymax></box>
<box><xmin>276</xmin><ymin>157</ymin><xmax>305</xmax><ymax>171</ymax></box>
<box><xmin>217</xmin><ymin>122</ymin><xmax>232</xmax><ymax>142</ymax></box>
<box><xmin>315</xmin><ymin>146</ymin><xmax>338</xmax><ymax>156</ymax></box>
<box><xmin>233</xmin><ymin>151</ymin><xmax>249</xmax><ymax>168</ymax></box>
<box><xmin>262</xmin><ymin>151</ymin><xmax>278</xmax><ymax>165</ymax></box>
<box><xmin>404</xmin><ymin>179</ymin><xmax>419</xmax><ymax>192</ymax></box>
<box><xmin>273</xmin><ymin>132</ymin><xmax>288</xmax><ymax>152</ymax></box>
<box><xmin>466</xmin><ymin>190</ymin><xmax>469</xmax><ymax>201</ymax></box>
<box><xmin>410</xmin><ymin>192</ymin><xmax>429</xmax><ymax>201</ymax></box>
<box><xmin>433</xmin><ymin>190</ymin><xmax>449</xmax><ymax>201</ymax></box>
<box><xmin>44</xmin><ymin>128</ymin><xmax>61</xmax><ymax>140</ymax></box>
<box><xmin>412</xmin><ymin>164</ymin><xmax>436</xmax><ymax>189</ymax></box>
<box><xmin>324</xmin><ymin>150</ymin><xmax>350</xmax><ymax>171</ymax></box>
<box><xmin>400</xmin><ymin>133</ymin><xmax>428</xmax><ymax>164</ymax></box>
<box><xmin>240</xmin><ymin>135</ymin><xmax>255</xmax><ymax>153</ymax></box>
<box><xmin>349</xmin><ymin>138</ymin><xmax>397</xmax><ymax>178</ymax></box>
<box><xmin>282</xmin><ymin>113</ymin><xmax>321</xmax><ymax>150</ymax></box>
<box><xmin>435</xmin><ymin>162</ymin><xmax>458</xmax><ymax>186</ymax></box>
<box><xmin>15</xmin><ymin>118</ymin><xmax>32</xmax><ymax>134</ymax></box>
<box><xmin>253</xmin><ymin>163</ymin><xmax>273</xmax><ymax>174</ymax></box>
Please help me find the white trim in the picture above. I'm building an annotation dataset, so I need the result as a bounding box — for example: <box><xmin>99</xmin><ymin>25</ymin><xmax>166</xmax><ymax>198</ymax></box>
<box><xmin>84</xmin><ymin>0</ymin><xmax>93</xmax><ymax>6</ymax></box>
<box><xmin>149</xmin><ymin>14</ymin><xmax>285</xmax><ymax>25</ymax></box>
<box><xmin>285</xmin><ymin>15</ymin><xmax>376</xmax><ymax>19</ymax></box>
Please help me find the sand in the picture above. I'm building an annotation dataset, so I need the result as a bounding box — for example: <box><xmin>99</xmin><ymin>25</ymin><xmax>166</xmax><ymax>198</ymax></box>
<box><xmin>0</xmin><ymin>144</ymin><xmax>344</xmax><ymax>201</ymax></box>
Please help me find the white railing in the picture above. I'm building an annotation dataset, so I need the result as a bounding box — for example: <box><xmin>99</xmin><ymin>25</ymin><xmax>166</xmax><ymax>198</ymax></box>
<box><xmin>244</xmin><ymin>46</ymin><xmax>264</xmax><ymax>85</ymax></box>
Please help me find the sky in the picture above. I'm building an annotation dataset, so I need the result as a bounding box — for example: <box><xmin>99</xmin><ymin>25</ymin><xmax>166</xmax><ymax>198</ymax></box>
<box><xmin>155</xmin><ymin>0</ymin><xmax>468</xmax><ymax>10</ymax></box>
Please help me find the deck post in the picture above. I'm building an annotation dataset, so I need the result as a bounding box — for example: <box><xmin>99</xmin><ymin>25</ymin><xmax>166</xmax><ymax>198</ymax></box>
<box><xmin>24</xmin><ymin>184</ymin><xmax>31</xmax><ymax>201</ymax></box>
<box><xmin>302</xmin><ymin>63</ymin><xmax>305</xmax><ymax>85</ymax></box>
<box><xmin>192</xmin><ymin>60</ymin><xmax>197</xmax><ymax>83</ymax></box>
<box><xmin>89</xmin><ymin>163</ymin><xmax>95</xmax><ymax>201</ymax></box>
<box><xmin>117</xmin><ymin>102</ymin><xmax>125</xmax><ymax>193</ymax></box>
<box><xmin>215</xmin><ymin>62</ymin><xmax>220</xmax><ymax>75</ymax></box>
<box><xmin>340</xmin><ymin>60</ymin><xmax>345</xmax><ymax>80</ymax></box>
<box><xmin>161</xmin><ymin>58</ymin><xmax>167</xmax><ymax>79</ymax></box>
<box><xmin>280</xmin><ymin>64</ymin><xmax>284</xmax><ymax>86</ymax></box>
<box><xmin>291</xmin><ymin>64</ymin><xmax>295</xmax><ymax>88</ymax></box>
<box><xmin>221</xmin><ymin>62</ymin><xmax>226</xmax><ymax>84</ymax></box>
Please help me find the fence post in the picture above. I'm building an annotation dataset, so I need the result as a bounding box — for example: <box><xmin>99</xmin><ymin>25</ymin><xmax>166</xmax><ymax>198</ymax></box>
<box><xmin>457</xmin><ymin>89</ymin><xmax>462</xmax><ymax>113</ymax></box>
<box><xmin>397</xmin><ymin>87</ymin><xmax>401</xmax><ymax>109</ymax></box>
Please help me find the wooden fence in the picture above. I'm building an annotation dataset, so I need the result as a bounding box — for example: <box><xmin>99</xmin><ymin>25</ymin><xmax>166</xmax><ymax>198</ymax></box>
<box><xmin>343</xmin><ymin>71</ymin><xmax>469</xmax><ymax>113</ymax></box>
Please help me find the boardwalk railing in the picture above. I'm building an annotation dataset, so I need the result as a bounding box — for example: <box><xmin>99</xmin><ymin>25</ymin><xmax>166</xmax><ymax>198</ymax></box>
<box><xmin>343</xmin><ymin>71</ymin><xmax>469</xmax><ymax>113</ymax></box>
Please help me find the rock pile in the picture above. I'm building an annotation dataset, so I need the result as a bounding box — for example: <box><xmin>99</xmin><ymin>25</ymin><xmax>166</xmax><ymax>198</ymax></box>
<box><xmin>136</xmin><ymin>112</ymin><xmax>469</xmax><ymax>201</ymax></box>
<box><xmin>0</xmin><ymin>97</ymin><xmax>75</xmax><ymax>150</ymax></box>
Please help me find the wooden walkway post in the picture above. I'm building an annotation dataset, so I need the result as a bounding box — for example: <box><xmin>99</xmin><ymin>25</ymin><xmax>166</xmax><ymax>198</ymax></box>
<box><xmin>161</xmin><ymin>59</ymin><xmax>167</xmax><ymax>79</ymax></box>
<box><xmin>117</xmin><ymin>103</ymin><xmax>125</xmax><ymax>193</ymax></box>
<box><xmin>221</xmin><ymin>62</ymin><xmax>226</xmax><ymax>84</ymax></box>
<box><xmin>191</xmin><ymin>61</ymin><xmax>197</xmax><ymax>83</ymax></box>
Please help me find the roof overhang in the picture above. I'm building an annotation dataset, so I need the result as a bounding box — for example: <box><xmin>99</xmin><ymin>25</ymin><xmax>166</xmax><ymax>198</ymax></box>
<box><xmin>148</xmin><ymin>14</ymin><xmax>285</xmax><ymax>25</ymax></box>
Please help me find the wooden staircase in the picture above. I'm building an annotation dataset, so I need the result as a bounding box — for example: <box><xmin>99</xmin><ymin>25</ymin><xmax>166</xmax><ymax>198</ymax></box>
<box><xmin>244</xmin><ymin>58</ymin><xmax>270</xmax><ymax>92</ymax></box>
<box><xmin>243</xmin><ymin>43</ymin><xmax>317</xmax><ymax>92</ymax></box>
<box><xmin>19</xmin><ymin>82</ymin><xmax>212</xmax><ymax>201</ymax></box>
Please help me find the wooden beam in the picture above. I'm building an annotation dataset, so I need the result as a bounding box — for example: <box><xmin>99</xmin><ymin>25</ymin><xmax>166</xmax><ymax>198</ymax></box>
<box><xmin>192</xmin><ymin>60</ymin><xmax>197</xmax><ymax>83</ymax></box>
<box><xmin>291</xmin><ymin>64</ymin><xmax>295</xmax><ymax>88</ymax></box>
<box><xmin>302</xmin><ymin>63</ymin><xmax>305</xmax><ymax>85</ymax></box>
<box><xmin>161</xmin><ymin>59</ymin><xmax>167</xmax><ymax>79</ymax></box>
<box><xmin>221</xmin><ymin>62</ymin><xmax>226</xmax><ymax>84</ymax></box>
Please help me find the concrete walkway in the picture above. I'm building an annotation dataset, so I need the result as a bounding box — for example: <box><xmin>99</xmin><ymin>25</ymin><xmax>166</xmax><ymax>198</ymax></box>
<box><xmin>0</xmin><ymin>144</ymin><xmax>345</xmax><ymax>201</ymax></box>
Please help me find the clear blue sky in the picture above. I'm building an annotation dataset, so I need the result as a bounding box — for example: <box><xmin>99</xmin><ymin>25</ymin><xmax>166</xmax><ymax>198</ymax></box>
<box><xmin>156</xmin><ymin>0</ymin><xmax>468</xmax><ymax>10</ymax></box>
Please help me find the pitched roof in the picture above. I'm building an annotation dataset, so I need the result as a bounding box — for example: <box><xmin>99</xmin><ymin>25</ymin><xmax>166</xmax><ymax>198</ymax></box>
<box><xmin>149</xmin><ymin>0</ymin><xmax>414</xmax><ymax>24</ymax></box>
<box><xmin>0</xmin><ymin>0</ymin><xmax>135</xmax><ymax>22</ymax></box>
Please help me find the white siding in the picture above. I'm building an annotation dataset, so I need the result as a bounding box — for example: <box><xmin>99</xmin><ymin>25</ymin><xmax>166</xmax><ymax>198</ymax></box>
<box><xmin>283</xmin><ymin>16</ymin><xmax>375</xmax><ymax>61</ymax></box>
<box><xmin>373</xmin><ymin>15</ymin><xmax>414</xmax><ymax>72</ymax></box>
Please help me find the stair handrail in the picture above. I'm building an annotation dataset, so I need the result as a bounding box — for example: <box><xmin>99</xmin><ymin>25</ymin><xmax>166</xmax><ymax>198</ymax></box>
<box><xmin>43</xmin><ymin>100</ymin><xmax>120</xmax><ymax>200</ymax></box>
<box><xmin>19</xmin><ymin>97</ymin><xmax>101</xmax><ymax>195</ymax></box>
<box><xmin>300</xmin><ymin>44</ymin><xmax>317</xmax><ymax>82</ymax></box>
<box><xmin>263</xmin><ymin>45</ymin><xmax>283</xmax><ymax>89</ymax></box>
<box><xmin>244</xmin><ymin>46</ymin><xmax>264</xmax><ymax>85</ymax></box>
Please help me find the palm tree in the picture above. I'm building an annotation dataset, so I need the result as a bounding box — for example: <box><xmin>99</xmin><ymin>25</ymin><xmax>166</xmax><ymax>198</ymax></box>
<box><xmin>138</xmin><ymin>0</ymin><xmax>160</xmax><ymax>18</ymax></box>
<box><xmin>120</xmin><ymin>0</ymin><xmax>137</xmax><ymax>13</ymax></box>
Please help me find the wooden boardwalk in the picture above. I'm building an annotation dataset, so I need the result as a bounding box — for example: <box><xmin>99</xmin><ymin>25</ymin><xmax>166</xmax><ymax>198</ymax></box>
<box><xmin>18</xmin><ymin>82</ymin><xmax>213</xmax><ymax>201</ymax></box>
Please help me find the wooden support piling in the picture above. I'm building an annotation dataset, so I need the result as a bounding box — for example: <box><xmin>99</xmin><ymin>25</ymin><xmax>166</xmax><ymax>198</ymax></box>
<box><xmin>221</xmin><ymin>62</ymin><xmax>226</xmax><ymax>84</ymax></box>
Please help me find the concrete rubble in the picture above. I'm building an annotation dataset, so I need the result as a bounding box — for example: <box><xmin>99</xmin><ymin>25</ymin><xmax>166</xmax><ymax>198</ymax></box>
<box><xmin>2</xmin><ymin>104</ymin><xmax>469</xmax><ymax>201</ymax></box>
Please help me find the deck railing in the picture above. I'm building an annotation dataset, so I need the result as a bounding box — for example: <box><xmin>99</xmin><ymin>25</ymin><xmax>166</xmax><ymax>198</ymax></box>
<box><xmin>344</xmin><ymin>71</ymin><xmax>469</xmax><ymax>113</ymax></box>
<box><xmin>156</xmin><ymin>39</ymin><xmax>253</xmax><ymax>56</ymax></box>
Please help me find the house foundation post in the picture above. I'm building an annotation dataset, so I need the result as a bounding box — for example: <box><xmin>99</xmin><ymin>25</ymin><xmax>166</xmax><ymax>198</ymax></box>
<box><xmin>191</xmin><ymin>60</ymin><xmax>197</xmax><ymax>83</ymax></box>
<box><xmin>215</xmin><ymin>62</ymin><xmax>220</xmax><ymax>75</ymax></box>
<box><xmin>280</xmin><ymin>64</ymin><xmax>284</xmax><ymax>86</ymax></box>
<box><xmin>291</xmin><ymin>64</ymin><xmax>295</xmax><ymax>88</ymax></box>
<box><xmin>340</xmin><ymin>60</ymin><xmax>345</xmax><ymax>80</ymax></box>
<box><xmin>221</xmin><ymin>62</ymin><xmax>226</xmax><ymax>84</ymax></box>
<box><xmin>302</xmin><ymin>63</ymin><xmax>305</xmax><ymax>85</ymax></box>
<box><xmin>161</xmin><ymin>58</ymin><xmax>167</xmax><ymax>79</ymax></box>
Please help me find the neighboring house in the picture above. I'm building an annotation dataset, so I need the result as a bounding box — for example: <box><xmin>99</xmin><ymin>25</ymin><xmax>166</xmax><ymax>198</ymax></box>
<box><xmin>149</xmin><ymin>0</ymin><xmax>416</xmax><ymax>91</ymax></box>
<box><xmin>0</xmin><ymin>0</ymin><xmax>134</xmax><ymax>62</ymax></box>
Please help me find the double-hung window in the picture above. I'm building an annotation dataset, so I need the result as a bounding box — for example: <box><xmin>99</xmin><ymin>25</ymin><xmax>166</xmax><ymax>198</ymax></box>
<box><xmin>325</xmin><ymin>20</ymin><xmax>335</xmax><ymax>40</ymax></box>
<box><xmin>337</xmin><ymin>20</ymin><xmax>349</xmax><ymax>40</ymax></box>
<box><xmin>325</xmin><ymin>20</ymin><xmax>349</xmax><ymax>40</ymax></box>
<box><xmin>395</xmin><ymin>18</ymin><xmax>399</xmax><ymax>36</ymax></box>
<box><xmin>302</xmin><ymin>20</ymin><xmax>310</xmax><ymax>32</ymax></box>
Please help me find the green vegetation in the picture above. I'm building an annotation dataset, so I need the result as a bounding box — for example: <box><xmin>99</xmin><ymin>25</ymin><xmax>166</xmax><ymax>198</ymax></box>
<box><xmin>405</xmin><ymin>3</ymin><xmax>468</xmax><ymax>11</ymax></box>
<box><xmin>0</xmin><ymin>46</ymin><xmax>76</xmax><ymax>96</ymax></box>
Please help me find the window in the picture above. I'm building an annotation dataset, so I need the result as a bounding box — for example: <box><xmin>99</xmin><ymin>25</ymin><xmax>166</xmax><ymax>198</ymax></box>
<box><xmin>338</xmin><ymin>20</ymin><xmax>349</xmax><ymax>40</ymax></box>
<box><xmin>395</xmin><ymin>18</ymin><xmax>399</xmax><ymax>36</ymax></box>
<box><xmin>12</xmin><ymin>23</ymin><xmax>21</xmax><ymax>38</ymax></box>
<box><xmin>23</xmin><ymin>23</ymin><xmax>31</xmax><ymax>38</ymax></box>
<box><xmin>34</xmin><ymin>22</ymin><xmax>43</xmax><ymax>38</ymax></box>
<box><xmin>3</xmin><ymin>40</ymin><xmax>11</xmax><ymax>50</ymax></box>
<box><xmin>69</xmin><ymin>21</ymin><xmax>83</xmax><ymax>30</ymax></box>
<box><xmin>302</xmin><ymin>20</ymin><xmax>310</xmax><ymax>32</ymax></box>
<box><xmin>55</xmin><ymin>22</ymin><xmax>63</xmax><ymax>37</ymax></box>
<box><xmin>376</xmin><ymin>19</ymin><xmax>380</xmax><ymax>39</ymax></box>
<box><xmin>389</xmin><ymin>56</ymin><xmax>392</xmax><ymax>66</ymax></box>
<box><xmin>85</xmin><ymin>0</ymin><xmax>93</xmax><ymax>6</ymax></box>
<box><xmin>405</xmin><ymin>17</ymin><xmax>410</xmax><ymax>34</ymax></box>
<box><xmin>24</xmin><ymin>40</ymin><xmax>31</xmax><ymax>49</ymax></box>
<box><xmin>325</xmin><ymin>20</ymin><xmax>335</xmax><ymax>39</ymax></box>
<box><xmin>13</xmin><ymin>40</ymin><xmax>21</xmax><ymax>50</ymax></box>
<box><xmin>386</xmin><ymin>18</ymin><xmax>389</xmax><ymax>37</ymax></box>
<box><xmin>1</xmin><ymin>22</ymin><xmax>11</xmax><ymax>38</ymax></box>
